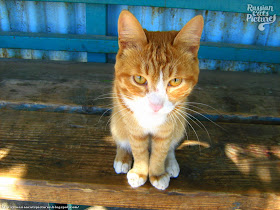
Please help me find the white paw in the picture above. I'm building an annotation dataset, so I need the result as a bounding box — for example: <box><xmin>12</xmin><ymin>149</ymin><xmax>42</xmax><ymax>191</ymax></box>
<box><xmin>150</xmin><ymin>174</ymin><xmax>170</xmax><ymax>190</ymax></box>
<box><xmin>166</xmin><ymin>160</ymin><xmax>180</xmax><ymax>178</ymax></box>
<box><xmin>114</xmin><ymin>161</ymin><xmax>131</xmax><ymax>174</ymax></box>
<box><xmin>127</xmin><ymin>170</ymin><xmax>146</xmax><ymax>188</ymax></box>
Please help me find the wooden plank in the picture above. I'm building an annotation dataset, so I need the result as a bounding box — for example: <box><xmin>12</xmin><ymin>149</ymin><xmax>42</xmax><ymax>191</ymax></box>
<box><xmin>0</xmin><ymin>59</ymin><xmax>279</xmax><ymax>117</ymax></box>
<box><xmin>1</xmin><ymin>101</ymin><xmax>279</xmax><ymax>125</ymax></box>
<box><xmin>86</xmin><ymin>4</ymin><xmax>107</xmax><ymax>62</ymax></box>
<box><xmin>200</xmin><ymin>42</ymin><xmax>280</xmax><ymax>64</ymax></box>
<box><xmin>17</xmin><ymin>0</ymin><xmax>280</xmax><ymax>15</ymax></box>
<box><xmin>0</xmin><ymin>109</ymin><xmax>279</xmax><ymax>209</ymax></box>
<box><xmin>0</xmin><ymin>32</ymin><xmax>118</xmax><ymax>53</ymax></box>
<box><xmin>1</xmin><ymin>32</ymin><xmax>280</xmax><ymax>64</ymax></box>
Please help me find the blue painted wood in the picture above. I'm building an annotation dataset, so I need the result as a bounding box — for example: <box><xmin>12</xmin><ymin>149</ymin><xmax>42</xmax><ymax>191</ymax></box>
<box><xmin>0</xmin><ymin>32</ymin><xmax>118</xmax><ymax>53</ymax></box>
<box><xmin>18</xmin><ymin>0</ymin><xmax>280</xmax><ymax>15</ymax></box>
<box><xmin>199</xmin><ymin>42</ymin><xmax>280</xmax><ymax>64</ymax></box>
<box><xmin>1</xmin><ymin>101</ymin><xmax>279</xmax><ymax>125</ymax></box>
<box><xmin>1</xmin><ymin>32</ymin><xmax>279</xmax><ymax>64</ymax></box>
<box><xmin>86</xmin><ymin>3</ymin><xmax>107</xmax><ymax>62</ymax></box>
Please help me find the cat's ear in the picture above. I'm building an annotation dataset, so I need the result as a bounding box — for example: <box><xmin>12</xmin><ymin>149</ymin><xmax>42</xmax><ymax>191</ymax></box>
<box><xmin>173</xmin><ymin>15</ymin><xmax>204</xmax><ymax>56</ymax></box>
<box><xmin>118</xmin><ymin>10</ymin><xmax>147</xmax><ymax>50</ymax></box>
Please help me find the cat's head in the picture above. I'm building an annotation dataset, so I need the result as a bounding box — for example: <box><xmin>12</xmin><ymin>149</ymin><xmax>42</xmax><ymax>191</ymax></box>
<box><xmin>114</xmin><ymin>10</ymin><xmax>204</xmax><ymax>129</ymax></box>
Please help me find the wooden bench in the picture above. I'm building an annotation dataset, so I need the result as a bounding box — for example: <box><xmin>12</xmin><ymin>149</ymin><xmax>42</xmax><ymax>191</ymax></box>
<box><xmin>1</xmin><ymin>0</ymin><xmax>280</xmax><ymax>64</ymax></box>
<box><xmin>0</xmin><ymin>0</ymin><xmax>279</xmax><ymax>209</ymax></box>
<box><xmin>0</xmin><ymin>59</ymin><xmax>279</xmax><ymax>209</ymax></box>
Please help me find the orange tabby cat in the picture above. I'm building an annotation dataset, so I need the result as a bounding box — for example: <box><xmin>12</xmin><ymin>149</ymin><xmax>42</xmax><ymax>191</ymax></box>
<box><xmin>110</xmin><ymin>10</ymin><xmax>204</xmax><ymax>190</ymax></box>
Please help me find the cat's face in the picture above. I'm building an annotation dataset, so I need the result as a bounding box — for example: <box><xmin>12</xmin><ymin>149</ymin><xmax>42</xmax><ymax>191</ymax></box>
<box><xmin>114</xmin><ymin>11</ymin><xmax>204</xmax><ymax>130</ymax></box>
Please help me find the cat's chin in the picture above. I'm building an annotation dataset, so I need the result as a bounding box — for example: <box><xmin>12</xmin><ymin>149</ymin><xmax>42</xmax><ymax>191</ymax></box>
<box><xmin>132</xmin><ymin>110</ymin><xmax>168</xmax><ymax>134</ymax></box>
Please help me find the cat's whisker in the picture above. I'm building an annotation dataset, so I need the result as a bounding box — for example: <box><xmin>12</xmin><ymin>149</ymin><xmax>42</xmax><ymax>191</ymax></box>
<box><xmin>95</xmin><ymin>103</ymin><xmax>116</xmax><ymax>111</ymax></box>
<box><xmin>184</xmin><ymin>101</ymin><xmax>223</xmax><ymax>115</ymax></box>
<box><xmin>105</xmin><ymin>102</ymin><xmax>129</xmax><ymax>129</ymax></box>
<box><xmin>120</xmin><ymin>94</ymin><xmax>135</xmax><ymax>101</ymax></box>
<box><xmin>177</xmin><ymin>108</ymin><xmax>211</xmax><ymax>143</ymax></box>
<box><xmin>87</xmin><ymin>93</ymin><xmax>115</xmax><ymax>102</ymax></box>
<box><xmin>107</xmin><ymin>106</ymin><xmax>131</xmax><ymax>130</ymax></box>
<box><xmin>99</xmin><ymin>105</ymin><xmax>113</xmax><ymax>109</ymax></box>
<box><xmin>185</xmin><ymin>104</ymin><xmax>214</xmax><ymax>117</ymax></box>
<box><xmin>174</xmin><ymin>108</ymin><xmax>201</xmax><ymax>152</ymax></box>
<box><xmin>177</xmin><ymin>108</ymin><xmax>202</xmax><ymax>129</ymax></box>
<box><xmin>177</xmin><ymin>101</ymin><xmax>217</xmax><ymax>115</ymax></box>
<box><xmin>105</xmin><ymin>106</ymin><xmax>127</xmax><ymax>130</ymax></box>
<box><xmin>88</xmin><ymin>96</ymin><xmax>119</xmax><ymax>102</ymax></box>
<box><xmin>172</xmin><ymin>109</ymin><xmax>189</xmax><ymax>141</ymax></box>
<box><xmin>168</xmin><ymin>112</ymin><xmax>177</xmax><ymax>136</ymax></box>
<box><xmin>97</xmin><ymin>107</ymin><xmax>112</xmax><ymax>124</ymax></box>
<box><xmin>87</xmin><ymin>92</ymin><xmax>134</xmax><ymax>103</ymax></box>
<box><xmin>180</xmin><ymin>106</ymin><xmax>225</xmax><ymax>131</ymax></box>
<box><xmin>177</xmin><ymin>101</ymin><xmax>221</xmax><ymax>131</ymax></box>
<box><xmin>188</xmin><ymin>114</ymin><xmax>211</xmax><ymax>144</ymax></box>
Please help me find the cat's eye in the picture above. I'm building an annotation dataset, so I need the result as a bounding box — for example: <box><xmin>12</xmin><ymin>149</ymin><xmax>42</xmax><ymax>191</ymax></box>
<box><xmin>169</xmin><ymin>78</ymin><xmax>182</xmax><ymax>87</ymax></box>
<box><xmin>133</xmin><ymin>75</ymin><xmax>147</xmax><ymax>85</ymax></box>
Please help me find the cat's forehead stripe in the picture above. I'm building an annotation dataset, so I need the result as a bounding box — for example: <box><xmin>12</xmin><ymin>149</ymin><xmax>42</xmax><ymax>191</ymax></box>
<box><xmin>145</xmin><ymin>44</ymin><xmax>172</xmax><ymax>71</ymax></box>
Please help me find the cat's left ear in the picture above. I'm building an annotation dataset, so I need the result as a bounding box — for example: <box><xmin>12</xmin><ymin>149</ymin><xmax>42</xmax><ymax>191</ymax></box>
<box><xmin>173</xmin><ymin>15</ymin><xmax>204</xmax><ymax>56</ymax></box>
<box><xmin>118</xmin><ymin>10</ymin><xmax>147</xmax><ymax>50</ymax></box>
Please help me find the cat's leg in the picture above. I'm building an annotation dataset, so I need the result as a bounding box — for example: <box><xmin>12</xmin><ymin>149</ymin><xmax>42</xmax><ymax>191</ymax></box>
<box><xmin>114</xmin><ymin>140</ymin><xmax>132</xmax><ymax>174</ymax></box>
<box><xmin>127</xmin><ymin>135</ymin><xmax>149</xmax><ymax>188</ymax></box>
<box><xmin>149</xmin><ymin>137</ymin><xmax>172</xmax><ymax>190</ymax></box>
<box><xmin>111</xmin><ymin>110</ymin><xmax>133</xmax><ymax>174</ymax></box>
<box><xmin>164</xmin><ymin>125</ymin><xmax>184</xmax><ymax>178</ymax></box>
<box><xmin>165</xmin><ymin>148</ymin><xmax>180</xmax><ymax>178</ymax></box>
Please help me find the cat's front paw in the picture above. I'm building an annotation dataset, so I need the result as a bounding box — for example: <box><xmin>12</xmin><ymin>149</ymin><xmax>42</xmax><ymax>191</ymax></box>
<box><xmin>149</xmin><ymin>173</ymin><xmax>170</xmax><ymax>190</ymax></box>
<box><xmin>127</xmin><ymin>169</ymin><xmax>147</xmax><ymax>188</ymax></box>
<box><xmin>166</xmin><ymin>160</ymin><xmax>180</xmax><ymax>178</ymax></box>
<box><xmin>114</xmin><ymin>160</ymin><xmax>132</xmax><ymax>174</ymax></box>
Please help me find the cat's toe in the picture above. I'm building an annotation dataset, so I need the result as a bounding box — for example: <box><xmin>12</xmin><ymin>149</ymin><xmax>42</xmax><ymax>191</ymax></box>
<box><xmin>114</xmin><ymin>160</ymin><xmax>132</xmax><ymax>174</ymax></box>
<box><xmin>166</xmin><ymin>161</ymin><xmax>180</xmax><ymax>178</ymax></box>
<box><xmin>127</xmin><ymin>170</ymin><xmax>147</xmax><ymax>188</ymax></box>
<box><xmin>150</xmin><ymin>173</ymin><xmax>170</xmax><ymax>190</ymax></box>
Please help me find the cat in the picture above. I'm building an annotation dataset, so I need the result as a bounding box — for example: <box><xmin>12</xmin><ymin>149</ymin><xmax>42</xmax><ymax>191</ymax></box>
<box><xmin>110</xmin><ymin>10</ymin><xmax>204</xmax><ymax>190</ymax></box>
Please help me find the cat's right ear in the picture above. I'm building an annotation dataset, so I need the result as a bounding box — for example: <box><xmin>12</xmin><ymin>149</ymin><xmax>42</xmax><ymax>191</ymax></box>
<box><xmin>118</xmin><ymin>10</ymin><xmax>147</xmax><ymax>50</ymax></box>
<box><xmin>173</xmin><ymin>15</ymin><xmax>204</xmax><ymax>56</ymax></box>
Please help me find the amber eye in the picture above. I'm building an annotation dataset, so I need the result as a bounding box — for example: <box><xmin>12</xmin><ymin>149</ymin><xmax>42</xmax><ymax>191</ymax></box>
<box><xmin>133</xmin><ymin>75</ymin><xmax>147</xmax><ymax>85</ymax></box>
<box><xmin>169</xmin><ymin>78</ymin><xmax>182</xmax><ymax>87</ymax></box>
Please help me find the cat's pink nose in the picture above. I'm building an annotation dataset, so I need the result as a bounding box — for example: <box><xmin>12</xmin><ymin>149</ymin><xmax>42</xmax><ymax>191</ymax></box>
<box><xmin>149</xmin><ymin>103</ymin><xmax>163</xmax><ymax>112</ymax></box>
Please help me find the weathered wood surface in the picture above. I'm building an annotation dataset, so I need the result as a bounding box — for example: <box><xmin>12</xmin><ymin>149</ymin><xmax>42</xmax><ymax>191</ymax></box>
<box><xmin>0</xmin><ymin>59</ymin><xmax>279</xmax><ymax>117</ymax></box>
<box><xmin>2</xmin><ymin>32</ymin><xmax>280</xmax><ymax>64</ymax></box>
<box><xmin>0</xmin><ymin>59</ymin><xmax>279</xmax><ymax>208</ymax></box>
<box><xmin>0</xmin><ymin>110</ymin><xmax>279</xmax><ymax>209</ymax></box>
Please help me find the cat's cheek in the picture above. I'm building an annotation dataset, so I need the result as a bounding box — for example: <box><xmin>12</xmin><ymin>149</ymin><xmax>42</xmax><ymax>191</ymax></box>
<box><xmin>162</xmin><ymin>100</ymin><xmax>175</xmax><ymax>114</ymax></box>
<box><xmin>168</xmin><ymin>86</ymin><xmax>193</xmax><ymax>102</ymax></box>
<box><xmin>117</xmin><ymin>81</ymin><xmax>146</xmax><ymax>99</ymax></box>
<box><xmin>123</xmin><ymin>96</ymin><xmax>148</xmax><ymax>114</ymax></box>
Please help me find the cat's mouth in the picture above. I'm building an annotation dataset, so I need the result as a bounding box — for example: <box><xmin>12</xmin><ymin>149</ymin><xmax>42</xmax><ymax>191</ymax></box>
<box><xmin>122</xmin><ymin>93</ymin><xmax>175</xmax><ymax>116</ymax></box>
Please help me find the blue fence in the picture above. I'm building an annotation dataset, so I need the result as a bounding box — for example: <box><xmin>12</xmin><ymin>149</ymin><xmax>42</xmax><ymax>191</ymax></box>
<box><xmin>0</xmin><ymin>0</ymin><xmax>279</xmax><ymax>72</ymax></box>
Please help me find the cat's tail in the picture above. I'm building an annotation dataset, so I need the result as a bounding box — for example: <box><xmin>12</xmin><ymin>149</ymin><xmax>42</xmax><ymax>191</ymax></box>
<box><xmin>177</xmin><ymin>140</ymin><xmax>210</xmax><ymax>149</ymax></box>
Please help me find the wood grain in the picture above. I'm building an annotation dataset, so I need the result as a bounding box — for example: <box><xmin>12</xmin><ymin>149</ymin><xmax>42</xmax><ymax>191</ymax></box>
<box><xmin>0</xmin><ymin>59</ymin><xmax>279</xmax><ymax>208</ymax></box>
<box><xmin>16</xmin><ymin>0</ymin><xmax>280</xmax><ymax>15</ymax></box>
<box><xmin>0</xmin><ymin>59</ymin><xmax>279</xmax><ymax>117</ymax></box>
<box><xmin>1</xmin><ymin>31</ymin><xmax>280</xmax><ymax>63</ymax></box>
<box><xmin>0</xmin><ymin>110</ymin><xmax>279</xmax><ymax>209</ymax></box>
